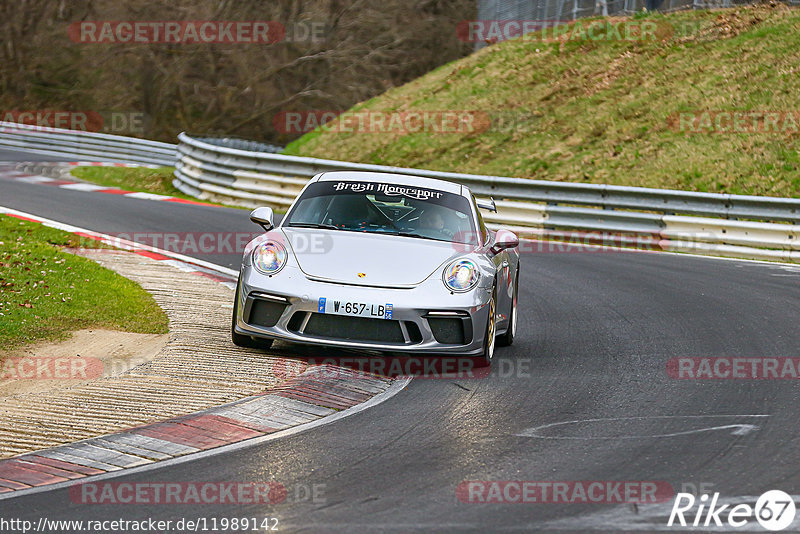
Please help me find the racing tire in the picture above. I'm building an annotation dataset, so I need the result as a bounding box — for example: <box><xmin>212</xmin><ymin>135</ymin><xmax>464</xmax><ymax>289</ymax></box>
<box><xmin>497</xmin><ymin>267</ymin><xmax>518</xmax><ymax>347</ymax></box>
<box><xmin>472</xmin><ymin>285</ymin><xmax>497</xmax><ymax>368</ymax></box>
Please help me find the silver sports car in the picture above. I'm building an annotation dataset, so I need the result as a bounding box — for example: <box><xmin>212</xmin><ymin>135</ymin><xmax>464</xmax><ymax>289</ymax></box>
<box><xmin>231</xmin><ymin>170</ymin><xmax>520</xmax><ymax>365</ymax></box>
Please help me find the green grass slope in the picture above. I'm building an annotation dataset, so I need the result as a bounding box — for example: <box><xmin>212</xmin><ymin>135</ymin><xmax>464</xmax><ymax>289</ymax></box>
<box><xmin>285</xmin><ymin>4</ymin><xmax>800</xmax><ymax>197</ymax></box>
<box><xmin>0</xmin><ymin>216</ymin><xmax>168</xmax><ymax>352</ymax></box>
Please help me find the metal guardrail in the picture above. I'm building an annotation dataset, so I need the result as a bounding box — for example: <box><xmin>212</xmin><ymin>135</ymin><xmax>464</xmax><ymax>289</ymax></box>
<box><xmin>189</xmin><ymin>135</ymin><xmax>283</xmax><ymax>155</ymax></box>
<box><xmin>174</xmin><ymin>132</ymin><xmax>799</xmax><ymax>262</ymax></box>
<box><xmin>0</xmin><ymin>122</ymin><xmax>175</xmax><ymax>166</ymax></box>
<box><xmin>0</xmin><ymin>123</ymin><xmax>795</xmax><ymax>262</ymax></box>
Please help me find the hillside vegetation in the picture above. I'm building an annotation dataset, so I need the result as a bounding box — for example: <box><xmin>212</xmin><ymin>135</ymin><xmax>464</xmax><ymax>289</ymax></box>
<box><xmin>286</xmin><ymin>4</ymin><xmax>800</xmax><ymax>197</ymax></box>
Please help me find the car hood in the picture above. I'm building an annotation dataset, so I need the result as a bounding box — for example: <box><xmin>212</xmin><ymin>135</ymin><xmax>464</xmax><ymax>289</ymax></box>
<box><xmin>281</xmin><ymin>228</ymin><xmax>470</xmax><ymax>288</ymax></box>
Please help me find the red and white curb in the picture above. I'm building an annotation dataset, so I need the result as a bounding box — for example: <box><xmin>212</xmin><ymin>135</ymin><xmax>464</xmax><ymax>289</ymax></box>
<box><xmin>64</xmin><ymin>161</ymin><xmax>162</xmax><ymax>168</ymax></box>
<box><xmin>25</xmin><ymin>161</ymin><xmax>162</xmax><ymax>169</ymax></box>
<box><xmin>1</xmin><ymin>164</ymin><xmax>218</xmax><ymax>208</ymax></box>
<box><xmin>0</xmin><ymin>366</ymin><xmax>406</xmax><ymax>498</ymax></box>
<box><xmin>0</xmin><ymin>206</ymin><xmax>409</xmax><ymax>498</ymax></box>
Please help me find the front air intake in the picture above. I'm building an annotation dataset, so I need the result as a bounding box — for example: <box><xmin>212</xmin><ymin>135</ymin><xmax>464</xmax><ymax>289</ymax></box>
<box><xmin>247</xmin><ymin>298</ymin><xmax>287</xmax><ymax>327</ymax></box>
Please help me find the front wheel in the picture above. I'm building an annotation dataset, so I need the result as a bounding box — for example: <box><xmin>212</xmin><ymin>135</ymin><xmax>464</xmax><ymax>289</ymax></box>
<box><xmin>231</xmin><ymin>279</ymin><xmax>274</xmax><ymax>349</ymax></box>
<box><xmin>497</xmin><ymin>268</ymin><xmax>518</xmax><ymax>347</ymax></box>
<box><xmin>472</xmin><ymin>286</ymin><xmax>497</xmax><ymax>368</ymax></box>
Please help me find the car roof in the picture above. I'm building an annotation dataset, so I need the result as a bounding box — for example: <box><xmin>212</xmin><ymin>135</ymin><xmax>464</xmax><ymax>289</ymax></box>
<box><xmin>315</xmin><ymin>171</ymin><xmax>465</xmax><ymax>196</ymax></box>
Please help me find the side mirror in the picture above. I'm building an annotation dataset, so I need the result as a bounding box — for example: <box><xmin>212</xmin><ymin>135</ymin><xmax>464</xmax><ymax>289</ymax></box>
<box><xmin>491</xmin><ymin>228</ymin><xmax>519</xmax><ymax>254</ymax></box>
<box><xmin>250</xmin><ymin>207</ymin><xmax>274</xmax><ymax>232</ymax></box>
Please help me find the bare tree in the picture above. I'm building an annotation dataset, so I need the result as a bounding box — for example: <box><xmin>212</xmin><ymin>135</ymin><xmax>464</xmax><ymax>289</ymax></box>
<box><xmin>0</xmin><ymin>0</ymin><xmax>475</xmax><ymax>143</ymax></box>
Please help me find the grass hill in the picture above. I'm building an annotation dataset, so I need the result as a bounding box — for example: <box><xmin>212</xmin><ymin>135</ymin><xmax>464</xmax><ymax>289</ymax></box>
<box><xmin>285</xmin><ymin>4</ymin><xmax>800</xmax><ymax>197</ymax></box>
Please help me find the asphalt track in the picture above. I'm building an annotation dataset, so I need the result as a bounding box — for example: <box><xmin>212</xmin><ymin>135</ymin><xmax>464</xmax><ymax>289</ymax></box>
<box><xmin>2</xmin><ymin>158</ymin><xmax>800</xmax><ymax>532</ymax></box>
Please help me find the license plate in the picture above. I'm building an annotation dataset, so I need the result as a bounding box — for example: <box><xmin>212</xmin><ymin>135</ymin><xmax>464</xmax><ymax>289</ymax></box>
<box><xmin>318</xmin><ymin>297</ymin><xmax>393</xmax><ymax>320</ymax></box>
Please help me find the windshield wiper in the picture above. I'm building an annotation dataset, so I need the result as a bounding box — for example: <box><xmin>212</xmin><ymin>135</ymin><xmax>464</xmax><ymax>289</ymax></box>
<box><xmin>381</xmin><ymin>231</ymin><xmax>443</xmax><ymax>242</ymax></box>
<box><xmin>287</xmin><ymin>222</ymin><xmax>340</xmax><ymax>230</ymax></box>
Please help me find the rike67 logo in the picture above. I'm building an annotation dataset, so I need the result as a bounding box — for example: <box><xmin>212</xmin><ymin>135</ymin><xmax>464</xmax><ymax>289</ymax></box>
<box><xmin>668</xmin><ymin>490</ymin><xmax>796</xmax><ymax>531</ymax></box>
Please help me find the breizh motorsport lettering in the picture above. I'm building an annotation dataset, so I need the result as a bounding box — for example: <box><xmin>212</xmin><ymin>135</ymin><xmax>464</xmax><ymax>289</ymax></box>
<box><xmin>332</xmin><ymin>181</ymin><xmax>442</xmax><ymax>200</ymax></box>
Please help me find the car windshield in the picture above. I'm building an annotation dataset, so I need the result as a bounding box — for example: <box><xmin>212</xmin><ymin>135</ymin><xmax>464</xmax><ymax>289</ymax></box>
<box><xmin>283</xmin><ymin>180</ymin><xmax>478</xmax><ymax>244</ymax></box>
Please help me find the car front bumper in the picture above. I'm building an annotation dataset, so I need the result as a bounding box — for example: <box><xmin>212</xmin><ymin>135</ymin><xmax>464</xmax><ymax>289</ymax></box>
<box><xmin>233</xmin><ymin>265</ymin><xmax>493</xmax><ymax>355</ymax></box>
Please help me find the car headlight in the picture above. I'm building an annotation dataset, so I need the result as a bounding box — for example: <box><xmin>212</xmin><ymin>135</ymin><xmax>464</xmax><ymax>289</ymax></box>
<box><xmin>252</xmin><ymin>241</ymin><xmax>287</xmax><ymax>275</ymax></box>
<box><xmin>443</xmin><ymin>259</ymin><xmax>480</xmax><ymax>292</ymax></box>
